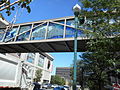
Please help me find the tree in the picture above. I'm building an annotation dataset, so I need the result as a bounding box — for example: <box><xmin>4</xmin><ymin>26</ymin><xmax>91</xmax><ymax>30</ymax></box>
<box><xmin>70</xmin><ymin>60</ymin><xmax>90</xmax><ymax>90</ymax></box>
<box><xmin>0</xmin><ymin>0</ymin><xmax>32</xmax><ymax>15</ymax></box>
<box><xmin>75</xmin><ymin>0</ymin><xmax>120</xmax><ymax>90</ymax></box>
<box><xmin>34</xmin><ymin>69</ymin><xmax>42</xmax><ymax>82</ymax></box>
<box><xmin>50</xmin><ymin>75</ymin><xmax>65</xmax><ymax>85</ymax></box>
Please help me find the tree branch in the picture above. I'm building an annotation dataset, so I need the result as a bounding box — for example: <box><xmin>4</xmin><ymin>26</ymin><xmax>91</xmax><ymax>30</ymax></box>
<box><xmin>0</xmin><ymin>0</ymin><xmax>9</xmax><ymax>7</ymax></box>
<box><xmin>0</xmin><ymin>0</ymin><xmax>21</xmax><ymax>11</ymax></box>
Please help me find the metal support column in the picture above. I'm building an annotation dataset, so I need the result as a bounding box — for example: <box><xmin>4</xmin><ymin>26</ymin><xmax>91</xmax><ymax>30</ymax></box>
<box><xmin>73</xmin><ymin>13</ymin><xmax>79</xmax><ymax>90</ymax></box>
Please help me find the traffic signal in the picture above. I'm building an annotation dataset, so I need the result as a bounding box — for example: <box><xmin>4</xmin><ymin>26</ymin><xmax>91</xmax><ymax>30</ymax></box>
<box><xmin>79</xmin><ymin>16</ymin><xmax>86</xmax><ymax>25</ymax></box>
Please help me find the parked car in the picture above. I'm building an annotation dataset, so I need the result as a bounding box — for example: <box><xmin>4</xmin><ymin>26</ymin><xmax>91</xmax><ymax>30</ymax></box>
<box><xmin>51</xmin><ymin>84</ymin><xmax>58</xmax><ymax>88</ymax></box>
<box><xmin>54</xmin><ymin>86</ymin><xmax>68</xmax><ymax>90</ymax></box>
<box><xmin>42</xmin><ymin>83</ymin><xmax>51</xmax><ymax>89</ymax></box>
<box><xmin>54</xmin><ymin>86</ymin><xmax>64</xmax><ymax>90</ymax></box>
<box><xmin>63</xmin><ymin>85</ymin><xmax>70</xmax><ymax>90</ymax></box>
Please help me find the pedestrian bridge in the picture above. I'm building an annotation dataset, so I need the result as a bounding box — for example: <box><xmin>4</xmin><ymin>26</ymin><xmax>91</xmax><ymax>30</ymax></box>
<box><xmin>0</xmin><ymin>16</ymin><xmax>93</xmax><ymax>53</ymax></box>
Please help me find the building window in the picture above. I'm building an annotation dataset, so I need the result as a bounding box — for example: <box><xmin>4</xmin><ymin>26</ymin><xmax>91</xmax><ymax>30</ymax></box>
<box><xmin>47</xmin><ymin>61</ymin><xmax>51</xmax><ymax>69</ymax></box>
<box><xmin>38</xmin><ymin>54</ymin><xmax>44</xmax><ymax>67</ymax></box>
<box><xmin>17</xmin><ymin>53</ymin><xmax>21</xmax><ymax>57</ymax></box>
<box><xmin>27</xmin><ymin>53</ymin><xmax>35</xmax><ymax>63</ymax></box>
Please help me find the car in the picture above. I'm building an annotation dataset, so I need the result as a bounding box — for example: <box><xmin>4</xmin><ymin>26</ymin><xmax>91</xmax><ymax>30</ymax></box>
<box><xmin>54</xmin><ymin>86</ymin><xmax>64</xmax><ymax>90</ymax></box>
<box><xmin>76</xmin><ymin>85</ymin><xmax>81</xmax><ymax>90</ymax></box>
<box><xmin>63</xmin><ymin>85</ymin><xmax>70</xmax><ymax>90</ymax></box>
<box><xmin>42</xmin><ymin>83</ymin><xmax>51</xmax><ymax>89</ymax></box>
<box><xmin>51</xmin><ymin>84</ymin><xmax>58</xmax><ymax>88</ymax></box>
<box><xmin>54</xmin><ymin>86</ymin><xmax>68</xmax><ymax>90</ymax></box>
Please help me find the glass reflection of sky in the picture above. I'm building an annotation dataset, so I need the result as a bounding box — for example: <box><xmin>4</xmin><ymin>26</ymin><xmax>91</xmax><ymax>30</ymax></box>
<box><xmin>17</xmin><ymin>31</ymin><xmax>30</xmax><ymax>41</ymax></box>
<box><xmin>0</xmin><ymin>29</ymin><xmax>5</xmax><ymax>41</ymax></box>
<box><xmin>66</xmin><ymin>20</ymin><xmax>75</xmax><ymax>27</ymax></box>
<box><xmin>38</xmin><ymin>58</ymin><xmax>44</xmax><ymax>67</ymax></box>
<box><xmin>77</xmin><ymin>29</ymin><xmax>85</xmax><ymax>37</ymax></box>
<box><xmin>27</xmin><ymin>53</ymin><xmax>35</xmax><ymax>63</ymax></box>
<box><xmin>27</xmin><ymin>58</ymin><xmax>33</xmax><ymax>63</ymax></box>
<box><xmin>19</xmin><ymin>25</ymin><xmax>31</xmax><ymax>34</ymax></box>
<box><xmin>47</xmin><ymin>23</ymin><xmax>64</xmax><ymax>39</ymax></box>
<box><xmin>65</xmin><ymin>27</ymin><xmax>84</xmax><ymax>38</ymax></box>
<box><xmin>55</xmin><ymin>20</ymin><xmax>64</xmax><ymax>24</ymax></box>
<box><xmin>5</xmin><ymin>28</ymin><xmax>18</xmax><ymax>42</ymax></box>
<box><xmin>31</xmin><ymin>24</ymin><xmax>47</xmax><ymax>40</ymax></box>
<box><xmin>65</xmin><ymin>27</ymin><xmax>74</xmax><ymax>38</ymax></box>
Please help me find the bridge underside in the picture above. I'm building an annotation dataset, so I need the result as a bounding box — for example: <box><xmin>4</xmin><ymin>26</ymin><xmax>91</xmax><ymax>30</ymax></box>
<box><xmin>0</xmin><ymin>38</ymin><xmax>88</xmax><ymax>53</ymax></box>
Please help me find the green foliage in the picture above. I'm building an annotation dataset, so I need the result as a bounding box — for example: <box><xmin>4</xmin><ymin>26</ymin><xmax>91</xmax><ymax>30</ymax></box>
<box><xmin>79</xmin><ymin>0</ymin><xmax>120</xmax><ymax>37</ymax></box>
<box><xmin>34</xmin><ymin>69</ymin><xmax>42</xmax><ymax>82</ymax></box>
<box><xmin>50</xmin><ymin>75</ymin><xmax>65</xmax><ymax>85</ymax></box>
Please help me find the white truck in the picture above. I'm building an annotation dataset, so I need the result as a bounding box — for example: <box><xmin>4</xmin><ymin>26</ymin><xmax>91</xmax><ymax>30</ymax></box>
<box><xmin>0</xmin><ymin>54</ymin><xmax>33</xmax><ymax>90</ymax></box>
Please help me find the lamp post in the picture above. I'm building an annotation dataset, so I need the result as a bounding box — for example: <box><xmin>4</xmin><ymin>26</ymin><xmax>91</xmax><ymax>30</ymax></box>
<box><xmin>72</xmin><ymin>4</ymin><xmax>81</xmax><ymax>90</ymax></box>
<box><xmin>81</xmin><ymin>63</ymin><xmax>84</xmax><ymax>90</ymax></box>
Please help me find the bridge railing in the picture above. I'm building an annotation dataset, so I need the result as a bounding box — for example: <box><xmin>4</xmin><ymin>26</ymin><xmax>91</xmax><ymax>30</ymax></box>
<box><xmin>0</xmin><ymin>17</ymin><xmax>95</xmax><ymax>43</ymax></box>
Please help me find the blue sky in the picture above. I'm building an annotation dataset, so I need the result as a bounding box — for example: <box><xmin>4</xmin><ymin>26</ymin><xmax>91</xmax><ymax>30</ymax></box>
<box><xmin>51</xmin><ymin>52</ymin><xmax>83</xmax><ymax>75</ymax></box>
<box><xmin>2</xmin><ymin>0</ymin><xmax>82</xmax><ymax>75</ymax></box>
<box><xmin>2</xmin><ymin>0</ymin><xmax>81</xmax><ymax>23</ymax></box>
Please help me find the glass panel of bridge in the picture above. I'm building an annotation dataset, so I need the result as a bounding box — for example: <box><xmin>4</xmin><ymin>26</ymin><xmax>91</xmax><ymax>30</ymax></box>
<box><xmin>17</xmin><ymin>31</ymin><xmax>30</xmax><ymax>41</ymax></box>
<box><xmin>19</xmin><ymin>25</ymin><xmax>31</xmax><ymax>34</ymax></box>
<box><xmin>66</xmin><ymin>19</ymin><xmax>74</xmax><ymax>27</ymax></box>
<box><xmin>77</xmin><ymin>28</ymin><xmax>85</xmax><ymax>37</ymax></box>
<box><xmin>65</xmin><ymin>27</ymin><xmax>74</xmax><ymax>38</ymax></box>
<box><xmin>0</xmin><ymin>29</ymin><xmax>5</xmax><ymax>42</ymax></box>
<box><xmin>31</xmin><ymin>24</ymin><xmax>47</xmax><ymax>40</ymax></box>
<box><xmin>54</xmin><ymin>20</ymin><xmax>64</xmax><ymax>24</ymax></box>
<box><xmin>34</xmin><ymin>23</ymin><xmax>42</xmax><ymax>27</ymax></box>
<box><xmin>4</xmin><ymin>27</ymin><xmax>18</xmax><ymax>42</ymax></box>
<box><xmin>47</xmin><ymin>23</ymin><xmax>64</xmax><ymax>39</ymax></box>
<box><xmin>65</xmin><ymin>26</ymin><xmax>84</xmax><ymax>38</ymax></box>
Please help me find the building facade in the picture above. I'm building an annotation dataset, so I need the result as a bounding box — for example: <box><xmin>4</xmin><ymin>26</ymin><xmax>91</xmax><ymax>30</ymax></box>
<box><xmin>0</xmin><ymin>53</ymin><xmax>53</xmax><ymax>84</ymax></box>
<box><xmin>21</xmin><ymin>53</ymin><xmax>53</xmax><ymax>84</ymax></box>
<box><xmin>56</xmin><ymin>67</ymin><xmax>71</xmax><ymax>84</ymax></box>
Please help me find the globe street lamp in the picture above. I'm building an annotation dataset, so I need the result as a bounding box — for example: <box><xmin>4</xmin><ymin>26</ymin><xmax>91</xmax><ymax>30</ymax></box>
<box><xmin>72</xmin><ymin>4</ymin><xmax>81</xmax><ymax>90</ymax></box>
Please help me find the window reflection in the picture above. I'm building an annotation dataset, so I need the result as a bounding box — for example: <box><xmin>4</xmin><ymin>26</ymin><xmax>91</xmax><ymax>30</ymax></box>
<box><xmin>65</xmin><ymin>27</ymin><xmax>75</xmax><ymax>38</ymax></box>
<box><xmin>4</xmin><ymin>28</ymin><xmax>18</xmax><ymax>42</ymax></box>
<box><xmin>17</xmin><ymin>31</ymin><xmax>30</xmax><ymax>41</ymax></box>
<box><xmin>77</xmin><ymin>29</ymin><xmax>85</xmax><ymax>37</ymax></box>
<box><xmin>47</xmin><ymin>23</ymin><xmax>64</xmax><ymax>39</ymax></box>
<box><xmin>19</xmin><ymin>25</ymin><xmax>31</xmax><ymax>34</ymax></box>
<box><xmin>38</xmin><ymin>54</ymin><xmax>44</xmax><ymax>67</ymax></box>
<box><xmin>65</xmin><ymin>27</ymin><xmax>84</xmax><ymax>38</ymax></box>
<box><xmin>26</xmin><ymin>53</ymin><xmax>35</xmax><ymax>63</ymax></box>
<box><xmin>0</xmin><ymin>29</ymin><xmax>5</xmax><ymax>41</ymax></box>
<box><xmin>54</xmin><ymin>20</ymin><xmax>64</xmax><ymax>24</ymax></box>
<box><xmin>66</xmin><ymin>19</ymin><xmax>74</xmax><ymax>27</ymax></box>
<box><xmin>31</xmin><ymin>24</ymin><xmax>47</xmax><ymax>40</ymax></box>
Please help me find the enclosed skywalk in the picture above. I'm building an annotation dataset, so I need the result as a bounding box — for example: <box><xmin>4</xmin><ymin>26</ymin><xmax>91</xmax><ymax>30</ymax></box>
<box><xmin>0</xmin><ymin>16</ymin><xmax>90</xmax><ymax>53</ymax></box>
